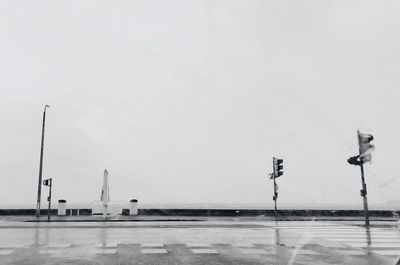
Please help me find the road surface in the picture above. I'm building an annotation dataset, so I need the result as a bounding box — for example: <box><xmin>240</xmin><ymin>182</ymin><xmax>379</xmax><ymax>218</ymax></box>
<box><xmin>0</xmin><ymin>217</ymin><xmax>399</xmax><ymax>264</ymax></box>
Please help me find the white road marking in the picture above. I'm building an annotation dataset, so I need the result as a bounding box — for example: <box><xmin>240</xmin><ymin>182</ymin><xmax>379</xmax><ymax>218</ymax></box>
<box><xmin>335</xmin><ymin>249</ymin><xmax>366</xmax><ymax>256</ymax></box>
<box><xmin>191</xmin><ymin>248</ymin><xmax>219</xmax><ymax>254</ymax></box>
<box><xmin>322</xmin><ymin>235</ymin><xmax>398</xmax><ymax>238</ymax></box>
<box><xmin>0</xmin><ymin>244</ymin><xmax>25</xmax><ymax>248</ymax></box>
<box><xmin>141</xmin><ymin>243</ymin><xmax>164</xmax><ymax>248</ymax></box>
<box><xmin>45</xmin><ymin>243</ymin><xmax>71</xmax><ymax>248</ymax></box>
<box><xmin>346</xmin><ymin>243</ymin><xmax>400</xmax><ymax>248</ymax></box>
<box><xmin>308</xmin><ymin>232</ymin><xmax>397</xmax><ymax>237</ymax></box>
<box><xmin>39</xmin><ymin>249</ymin><xmax>64</xmax><ymax>255</ymax></box>
<box><xmin>372</xmin><ymin>250</ymin><xmax>400</xmax><ymax>256</ymax></box>
<box><xmin>239</xmin><ymin>248</ymin><xmax>268</xmax><ymax>254</ymax></box>
<box><xmin>0</xmin><ymin>250</ymin><xmax>13</xmax><ymax>255</ymax></box>
<box><xmin>329</xmin><ymin>238</ymin><xmax>400</xmax><ymax>243</ymax></box>
<box><xmin>141</xmin><ymin>249</ymin><xmax>168</xmax><ymax>254</ymax></box>
<box><xmin>93</xmin><ymin>248</ymin><xmax>116</xmax><ymax>254</ymax></box>
<box><xmin>187</xmin><ymin>243</ymin><xmax>211</xmax><ymax>248</ymax></box>
<box><xmin>231</xmin><ymin>243</ymin><xmax>255</xmax><ymax>248</ymax></box>
<box><xmin>94</xmin><ymin>243</ymin><xmax>118</xmax><ymax>248</ymax></box>
<box><xmin>296</xmin><ymin>249</ymin><xmax>319</xmax><ymax>255</ymax></box>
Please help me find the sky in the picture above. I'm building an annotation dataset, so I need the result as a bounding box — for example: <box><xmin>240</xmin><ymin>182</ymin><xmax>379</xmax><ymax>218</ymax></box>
<box><xmin>0</xmin><ymin>1</ymin><xmax>399</xmax><ymax>209</ymax></box>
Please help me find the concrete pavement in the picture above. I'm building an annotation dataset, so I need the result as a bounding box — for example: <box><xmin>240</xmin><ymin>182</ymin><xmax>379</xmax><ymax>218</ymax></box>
<box><xmin>0</xmin><ymin>216</ymin><xmax>399</xmax><ymax>264</ymax></box>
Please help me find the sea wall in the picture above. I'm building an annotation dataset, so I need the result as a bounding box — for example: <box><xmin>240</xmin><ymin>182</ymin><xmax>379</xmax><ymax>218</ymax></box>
<box><xmin>2</xmin><ymin>208</ymin><xmax>397</xmax><ymax>217</ymax></box>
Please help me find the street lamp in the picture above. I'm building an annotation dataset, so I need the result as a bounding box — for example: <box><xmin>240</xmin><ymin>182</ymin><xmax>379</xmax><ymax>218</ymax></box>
<box><xmin>36</xmin><ymin>104</ymin><xmax>50</xmax><ymax>217</ymax></box>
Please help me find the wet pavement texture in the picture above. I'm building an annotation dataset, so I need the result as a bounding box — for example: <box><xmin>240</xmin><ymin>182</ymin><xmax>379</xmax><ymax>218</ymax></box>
<box><xmin>0</xmin><ymin>218</ymin><xmax>399</xmax><ymax>265</ymax></box>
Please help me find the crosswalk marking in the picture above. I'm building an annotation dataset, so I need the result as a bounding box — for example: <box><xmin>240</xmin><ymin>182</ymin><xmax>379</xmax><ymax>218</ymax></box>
<box><xmin>329</xmin><ymin>238</ymin><xmax>400</xmax><ymax>242</ymax></box>
<box><xmin>0</xmin><ymin>239</ymin><xmax>398</xmax><ymax>258</ymax></box>
<box><xmin>141</xmin><ymin>249</ymin><xmax>168</xmax><ymax>254</ymax></box>
<box><xmin>282</xmin><ymin>227</ymin><xmax>391</xmax><ymax>232</ymax></box>
<box><xmin>315</xmin><ymin>235</ymin><xmax>398</xmax><ymax>238</ymax></box>
<box><xmin>373</xmin><ymin>250</ymin><xmax>400</xmax><ymax>256</ymax></box>
<box><xmin>94</xmin><ymin>243</ymin><xmax>118</xmax><ymax>248</ymax></box>
<box><xmin>0</xmin><ymin>249</ymin><xmax>13</xmax><ymax>255</ymax></box>
<box><xmin>191</xmin><ymin>248</ymin><xmax>219</xmax><ymax>254</ymax></box>
<box><xmin>45</xmin><ymin>243</ymin><xmax>71</xmax><ymax>248</ymax></box>
<box><xmin>187</xmin><ymin>243</ymin><xmax>211</xmax><ymax>248</ymax></box>
<box><xmin>0</xmin><ymin>244</ymin><xmax>25</xmax><ymax>248</ymax></box>
<box><xmin>93</xmin><ymin>248</ymin><xmax>116</xmax><ymax>254</ymax></box>
<box><xmin>39</xmin><ymin>249</ymin><xmax>64</xmax><ymax>255</ymax></box>
<box><xmin>283</xmin><ymin>224</ymin><xmax>400</xmax><ymax>259</ymax></box>
<box><xmin>141</xmin><ymin>243</ymin><xmax>164</xmax><ymax>247</ymax></box>
<box><xmin>306</xmin><ymin>232</ymin><xmax>397</xmax><ymax>236</ymax></box>
<box><xmin>335</xmin><ymin>249</ymin><xmax>366</xmax><ymax>256</ymax></box>
<box><xmin>283</xmin><ymin>226</ymin><xmax>396</xmax><ymax>230</ymax></box>
<box><xmin>231</xmin><ymin>243</ymin><xmax>255</xmax><ymax>248</ymax></box>
<box><xmin>285</xmin><ymin>229</ymin><xmax>395</xmax><ymax>233</ymax></box>
<box><xmin>296</xmin><ymin>249</ymin><xmax>319</xmax><ymax>255</ymax></box>
<box><xmin>346</xmin><ymin>242</ymin><xmax>400</xmax><ymax>248</ymax></box>
<box><xmin>239</xmin><ymin>248</ymin><xmax>268</xmax><ymax>254</ymax></box>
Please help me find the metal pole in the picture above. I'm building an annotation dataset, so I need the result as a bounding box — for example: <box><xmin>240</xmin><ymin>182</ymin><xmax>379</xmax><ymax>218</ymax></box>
<box><xmin>36</xmin><ymin>105</ymin><xmax>49</xmax><ymax>217</ymax></box>
<box><xmin>47</xmin><ymin>178</ymin><xmax>52</xmax><ymax>221</ymax></box>
<box><xmin>360</xmin><ymin>164</ymin><xmax>370</xmax><ymax>226</ymax></box>
<box><xmin>357</xmin><ymin>130</ymin><xmax>370</xmax><ymax>227</ymax></box>
<box><xmin>273</xmin><ymin>176</ymin><xmax>278</xmax><ymax>222</ymax></box>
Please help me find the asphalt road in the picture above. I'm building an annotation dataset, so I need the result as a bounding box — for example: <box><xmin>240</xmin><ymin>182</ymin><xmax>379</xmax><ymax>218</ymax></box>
<box><xmin>0</xmin><ymin>217</ymin><xmax>399</xmax><ymax>265</ymax></box>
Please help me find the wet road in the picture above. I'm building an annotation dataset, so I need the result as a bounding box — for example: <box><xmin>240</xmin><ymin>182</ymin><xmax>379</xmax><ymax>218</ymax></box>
<box><xmin>0</xmin><ymin>218</ymin><xmax>399</xmax><ymax>265</ymax></box>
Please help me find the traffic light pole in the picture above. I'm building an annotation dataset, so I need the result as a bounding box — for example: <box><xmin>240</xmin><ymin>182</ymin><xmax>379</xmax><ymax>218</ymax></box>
<box><xmin>359</xmin><ymin>164</ymin><xmax>369</xmax><ymax>226</ymax></box>
<box><xmin>47</xmin><ymin>178</ymin><xmax>52</xmax><ymax>221</ymax></box>
<box><xmin>273</xmin><ymin>176</ymin><xmax>278</xmax><ymax>222</ymax></box>
<box><xmin>357</xmin><ymin>131</ymin><xmax>370</xmax><ymax>227</ymax></box>
<box><xmin>271</xmin><ymin>157</ymin><xmax>282</xmax><ymax>222</ymax></box>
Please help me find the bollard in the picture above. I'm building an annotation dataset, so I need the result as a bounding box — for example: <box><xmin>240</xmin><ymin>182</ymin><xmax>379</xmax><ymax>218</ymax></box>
<box><xmin>57</xmin><ymin>200</ymin><xmax>66</xmax><ymax>216</ymax></box>
<box><xmin>129</xmin><ymin>199</ymin><xmax>138</xmax><ymax>216</ymax></box>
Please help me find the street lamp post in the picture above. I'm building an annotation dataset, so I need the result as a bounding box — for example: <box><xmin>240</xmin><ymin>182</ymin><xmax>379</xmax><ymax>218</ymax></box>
<box><xmin>36</xmin><ymin>105</ymin><xmax>50</xmax><ymax>217</ymax></box>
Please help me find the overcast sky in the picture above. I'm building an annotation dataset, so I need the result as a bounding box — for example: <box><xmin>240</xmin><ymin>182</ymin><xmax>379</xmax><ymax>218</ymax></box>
<box><xmin>0</xmin><ymin>1</ymin><xmax>399</xmax><ymax>209</ymax></box>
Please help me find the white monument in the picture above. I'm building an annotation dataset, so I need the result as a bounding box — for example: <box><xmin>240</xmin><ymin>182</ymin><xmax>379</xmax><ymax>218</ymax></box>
<box><xmin>91</xmin><ymin>169</ymin><xmax>125</xmax><ymax>217</ymax></box>
<box><xmin>100</xmin><ymin>169</ymin><xmax>109</xmax><ymax>219</ymax></box>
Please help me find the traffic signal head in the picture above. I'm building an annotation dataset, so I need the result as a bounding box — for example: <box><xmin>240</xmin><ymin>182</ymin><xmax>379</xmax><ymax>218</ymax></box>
<box><xmin>357</xmin><ymin>131</ymin><xmax>375</xmax><ymax>163</ymax></box>
<box><xmin>43</xmin><ymin>179</ymin><xmax>51</xmax><ymax>186</ymax></box>
<box><xmin>273</xmin><ymin>157</ymin><xmax>283</xmax><ymax>178</ymax></box>
<box><xmin>347</xmin><ymin>155</ymin><xmax>362</xmax><ymax>166</ymax></box>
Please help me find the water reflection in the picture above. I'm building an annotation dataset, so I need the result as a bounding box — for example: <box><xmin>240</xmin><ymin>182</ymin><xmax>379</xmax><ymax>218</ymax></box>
<box><xmin>274</xmin><ymin>225</ymin><xmax>280</xmax><ymax>245</ymax></box>
<box><xmin>100</xmin><ymin>223</ymin><xmax>108</xmax><ymax>247</ymax></box>
<box><xmin>33</xmin><ymin>226</ymin><xmax>39</xmax><ymax>246</ymax></box>
<box><xmin>364</xmin><ymin>227</ymin><xmax>374</xmax><ymax>265</ymax></box>
<box><xmin>365</xmin><ymin>226</ymin><xmax>371</xmax><ymax>246</ymax></box>
<box><xmin>32</xmin><ymin>224</ymin><xmax>50</xmax><ymax>247</ymax></box>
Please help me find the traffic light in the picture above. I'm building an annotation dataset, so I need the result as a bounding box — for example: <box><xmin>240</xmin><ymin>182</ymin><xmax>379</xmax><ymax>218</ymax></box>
<box><xmin>43</xmin><ymin>179</ymin><xmax>51</xmax><ymax>186</ymax></box>
<box><xmin>273</xmin><ymin>157</ymin><xmax>283</xmax><ymax>178</ymax></box>
<box><xmin>358</xmin><ymin>131</ymin><xmax>375</xmax><ymax>163</ymax></box>
<box><xmin>347</xmin><ymin>155</ymin><xmax>363</xmax><ymax>166</ymax></box>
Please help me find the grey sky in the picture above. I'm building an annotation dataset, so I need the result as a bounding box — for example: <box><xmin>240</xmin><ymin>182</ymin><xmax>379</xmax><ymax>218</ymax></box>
<box><xmin>0</xmin><ymin>1</ymin><xmax>399</xmax><ymax>208</ymax></box>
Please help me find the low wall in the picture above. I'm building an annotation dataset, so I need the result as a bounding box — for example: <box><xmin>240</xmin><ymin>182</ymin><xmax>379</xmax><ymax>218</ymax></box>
<box><xmin>1</xmin><ymin>208</ymin><xmax>398</xmax><ymax>217</ymax></box>
<box><xmin>0</xmin><ymin>209</ymin><xmax>91</xmax><ymax>216</ymax></box>
<box><xmin>124</xmin><ymin>209</ymin><xmax>399</xmax><ymax>217</ymax></box>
